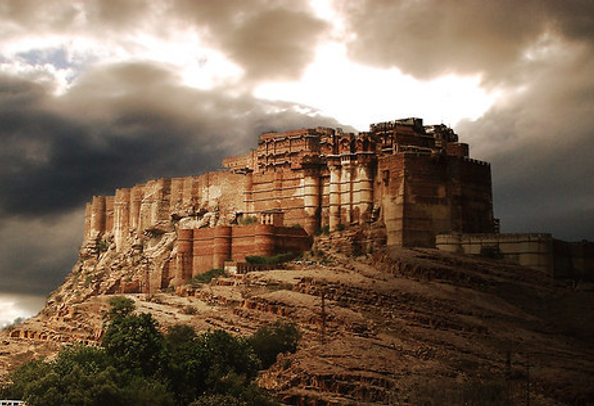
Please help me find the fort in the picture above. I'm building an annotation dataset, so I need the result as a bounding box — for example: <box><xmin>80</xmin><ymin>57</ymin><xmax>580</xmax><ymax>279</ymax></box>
<box><xmin>82</xmin><ymin>117</ymin><xmax>591</xmax><ymax>289</ymax></box>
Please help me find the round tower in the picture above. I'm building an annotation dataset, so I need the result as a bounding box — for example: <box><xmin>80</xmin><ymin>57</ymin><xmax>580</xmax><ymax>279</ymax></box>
<box><xmin>303</xmin><ymin>167</ymin><xmax>320</xmax><ymax>234</ymax></box>
<box><xmin>213</xmin><ymin>226</ymin><xmax>232</xmax><ymax>270</ymax></box>
<box><xmin>254</xmin><ymin>224</ymin><xmax>275</xmax><ymax>257</ymax></box>
<box><xmin>176</xmin><ymin>229</ymin><xmax>194</xmax><ymax>284</ymax></box>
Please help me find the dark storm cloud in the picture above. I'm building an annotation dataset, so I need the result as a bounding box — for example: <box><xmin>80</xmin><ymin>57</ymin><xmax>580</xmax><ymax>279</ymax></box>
<box><xmin>336</xmin><ymin>0</ymin><xmax>594</xmax><ymax>83</ymax></box>
<box><xmin>0</xmin><ymin>62</ymin><xmax>341</xmax><ymax>295</ymax></box>
<box><xmin>0</xmin><ymin>212</ymin><xmax>83</xmax><ymax>296</ymax></box>
<box><xmin>456</xmin><ymin>43</ymin><xmax>594</xmax><ymax>241</ymax></box>
<box><xmin>0</xmin><ymin>63</ymin><xmax>340</xmax><ymax>219</ymax></box>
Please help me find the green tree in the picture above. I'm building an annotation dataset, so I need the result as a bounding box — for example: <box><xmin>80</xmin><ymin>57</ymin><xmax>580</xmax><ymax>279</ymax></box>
<box><xmin>104</xmin><ymin>296</ymin><xmax>136</xmax><ymax>322</ymax></box>
<box><xmin>102</xmin><ymin>311</ymin><xmax>165</xmax><ymax>377</ymax></box>
<box><xmin>120</xmin><ymin>376</ymin><xmax>175</xmax><ymax>406</ymax></box>
<box><xmin>163</xmin><ymin>324</ymin><xmax>208</xmax><ymax>405</ymax></box>
<box><xmin>1</xmin><ymin>358</ymin><xmax>51</xmax><ymax>401</ymax></box>
<box><xmin>3</xmin><ymin>298</ymin><xmax>280</xmax><ymax>406</ymax></box>
<box><xmin>3</xmin><ymin>346</ymin><xmax>125</xmax><ymax>406</ymax></box>
<box><xmin>199</xmin><ymin>329</ymin><xmax>261</xmax><ymax>390</ymax></box>
<box><xmin>248</xmin><ymin>321</ymin><xmax>301</xmax><ymax>369</ymax></box>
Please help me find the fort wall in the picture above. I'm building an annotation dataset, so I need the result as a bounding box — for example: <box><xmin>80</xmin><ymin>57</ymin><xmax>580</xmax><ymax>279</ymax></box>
<box><xmin>79</xmin><ymin>117</ymin><xmax>593</xmax><ymax>289</ymax></box>
<box><xmin>82</xmin><ymin>117</ymin><xmax>501</xmax><ymax>289</ymax></box>
<box><xmin>83</xmin><ymin>171</ymin><xmax>246</xmax><ymax>251</ymax></box>
<box><xmin>172</xmin><ymin>224</ymin><xmax>311</xmax><ymax>282</ymax></box>
<box><xmin>227</xmin><ymin>119</ymin><xmax>494</xmax><ymax>247</ymax></box>
<box><xmin>434</xmin><ymin>233</ymin><xmax>594</xmax><ymax>278</ymax></box>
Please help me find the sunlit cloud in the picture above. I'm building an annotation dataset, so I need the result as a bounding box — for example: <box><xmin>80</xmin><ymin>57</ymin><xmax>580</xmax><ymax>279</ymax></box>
<box><xmin>255</xmin><ymin>43</ymin><xmax>499</xmax><ymax>130</ymax></box>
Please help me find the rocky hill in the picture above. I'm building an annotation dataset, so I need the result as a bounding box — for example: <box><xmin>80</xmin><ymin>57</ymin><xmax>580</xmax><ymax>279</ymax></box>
<box><xmin>2</xmin><ymin>231</ymin><xmax>593</xmax><ymax>405</ymax></box>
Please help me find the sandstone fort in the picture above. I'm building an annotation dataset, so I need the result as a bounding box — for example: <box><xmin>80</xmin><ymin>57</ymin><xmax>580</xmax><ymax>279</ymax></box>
<box><xmin>82</xmin><ymin>117</ymin><xmax>592</xmax><ymax>292</ymax></box>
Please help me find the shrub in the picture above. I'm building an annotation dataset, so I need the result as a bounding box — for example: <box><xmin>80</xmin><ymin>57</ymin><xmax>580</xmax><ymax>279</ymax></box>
<box><xmin>245</xmin><ymin>252</ymin><xmax>298</xmax><ymax>265</ymax></box>
<box><xmin>188</xmin><ymin>269</ymin><xmax>225</xmax><ymax>285</ymax></box>
<box><xmin>97</xmin><ymin>238</ymin><xmax>109</xmax><ymax>252</ymax></box>
<box><xmin>104</xmin><ymin>296</ymin><xmax>136</xmax><ymax>321</ymax></box>
<box><xmin>248</xmin><ymin>321</ymin><xmax>301</xmax><ymax>369</ymax></box>
<box><xmin>2</xmin><ymin>345</ymin><xmax>175</xmax><ymax>406</ymax></box>
<box><xmin>182</xmin><ymin>305</ymin><xmax>197</xmax><ymax>315</ymax></box>
<box><xmin>239</xmin><ymin>215</ymin><xmax>258</xmax><ymax>225</ymax></box>
<box><xmin>3</xmin><ymin>299</ymin><xmax>280</xmax><ymax>406</ymax></box>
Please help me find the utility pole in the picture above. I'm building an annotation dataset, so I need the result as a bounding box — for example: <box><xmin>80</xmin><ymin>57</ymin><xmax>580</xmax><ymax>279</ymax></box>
<box><xmin>320</xmin><ymin>290</ymin><xmax>326</xmax><ymax>345</ymax></box>
<box><xmin>506</xmin><ymin>350</ymin><xmax>512</xmax><ymax>406</ymax></box>
<box><xmin>526</xmin><ymin>352</ymin><xmax>530</xmax><ymax>406</ymax></box>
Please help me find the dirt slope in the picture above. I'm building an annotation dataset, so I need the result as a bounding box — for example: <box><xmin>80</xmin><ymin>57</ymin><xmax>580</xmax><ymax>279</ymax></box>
<box><xmin>1</xmin><ymin>247</ymin><xmax>593</xmax><ymax>405</ymax></box>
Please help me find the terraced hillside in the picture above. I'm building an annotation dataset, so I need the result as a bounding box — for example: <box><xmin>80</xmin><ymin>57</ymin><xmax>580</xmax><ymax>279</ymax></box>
<box><xmin>1</xmin><ymin>246</ymin><xmax>593</xmax><ymax>405</ymax></box>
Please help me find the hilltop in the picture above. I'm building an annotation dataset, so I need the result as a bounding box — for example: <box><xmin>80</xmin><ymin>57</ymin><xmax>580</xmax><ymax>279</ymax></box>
<box><xmin>2</xmin><ymin>237</ymin><xmax>593</xmax><ymax>405</ymax></box>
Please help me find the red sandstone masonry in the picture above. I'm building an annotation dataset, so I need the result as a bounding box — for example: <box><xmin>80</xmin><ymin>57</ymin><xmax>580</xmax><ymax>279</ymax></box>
<box><xmin>172</xmin><ymin>224</ymin><xmax>312</xmax><ymax>281</ymax></box>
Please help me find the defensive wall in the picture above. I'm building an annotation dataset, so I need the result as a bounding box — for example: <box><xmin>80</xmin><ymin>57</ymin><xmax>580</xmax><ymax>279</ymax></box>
<box><xmin>172</xmin><ymin>224</ymin><xmax>311</xmax><ymax>285</ymax></box>
<box><xmin>85</xmin><ymin>117</ymin><xmax>495</xmax><ymax>253</ymax></box>
<box><xmin>81</xmin><ymin>117</ymin><xmax>497</xmax><ymax>289</ymax></box>
<box><xmin>84</xmin><ymin>171</ymin><xmax>247</xmax><ymax>251</ymax></box>
<box><xmin>436</xmin><ymin>233</ymin><xmax>594</xmax><ymax>279</ymax></box>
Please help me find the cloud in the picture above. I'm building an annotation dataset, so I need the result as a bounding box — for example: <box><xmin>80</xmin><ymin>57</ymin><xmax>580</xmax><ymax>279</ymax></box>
<box><xmin>0</xmin><ymin>0</ymin><xmax>328</xmax><ymax>84</ymax></box>
<box><xmin>0</xmin><ymin>211</ymin><xmax>83</xmax><ymax>296</ymax></box>
<box><xmin>166</xmin><ymin>0</ymin><xmax>329</xmax><ymax>82</ymax></box>
<box><xmin>457</xmin><ymin>40</ymin><xmax>594</xmax><ymax>240</ymax></box>
<box><xmin>0</xmin><ymin>63</ymin><xmax>341</xmax><ymax>219</ymax></box>
<box><xmin>335</xmin><ymin>0</ymin><xmax>594</xmax><ymax>84</ymax></box>
<box><xmin>333</xmin><ymin>1</ymin><xmax>594</xmax><ymax>241</ymax></box>
<box><xmin>0</xmin><ymin>293</ymin><xmax>47</xmax><ymax>328</ymax></box>
<box><xmin>0</xmin><ymin>62</ymin><xmax>342</xmax><ymax>296</ymax></box>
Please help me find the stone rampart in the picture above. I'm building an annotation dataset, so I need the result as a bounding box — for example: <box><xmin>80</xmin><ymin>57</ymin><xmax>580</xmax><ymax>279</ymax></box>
<box><xmin>83</xmin><ymin>117</ymin><xmax>496</xmax><ymax>280</ymax></box>
<box><xmin>172</xmin><ymin>224</ymin><xmax>311</xmax><ymax>283</ymax></box>
<box><xmin>436</xmin><ymin>233</ymin><xmax>556</xmax><ymax>274</ymax></box>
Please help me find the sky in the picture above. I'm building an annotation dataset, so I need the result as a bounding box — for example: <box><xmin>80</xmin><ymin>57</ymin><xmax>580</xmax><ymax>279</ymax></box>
<box><xmin>1</xmin><ymin>0</ymin><xmax>593</xmax><ymax>326</ymax></box>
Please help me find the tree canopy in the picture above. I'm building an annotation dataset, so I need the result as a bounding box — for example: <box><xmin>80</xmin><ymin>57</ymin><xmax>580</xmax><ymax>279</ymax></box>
<box><xmin>2</xmin><ymin>296</ymin><xmax>300</xmax><ymax>406</ymax></box>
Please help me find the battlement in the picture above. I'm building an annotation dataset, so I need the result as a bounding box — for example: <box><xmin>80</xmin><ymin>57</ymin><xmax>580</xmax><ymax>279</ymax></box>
<box><xmin>370</xmin><ymin>117</ymin><xmax>425</xmax><ymax>132</ymax></box>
